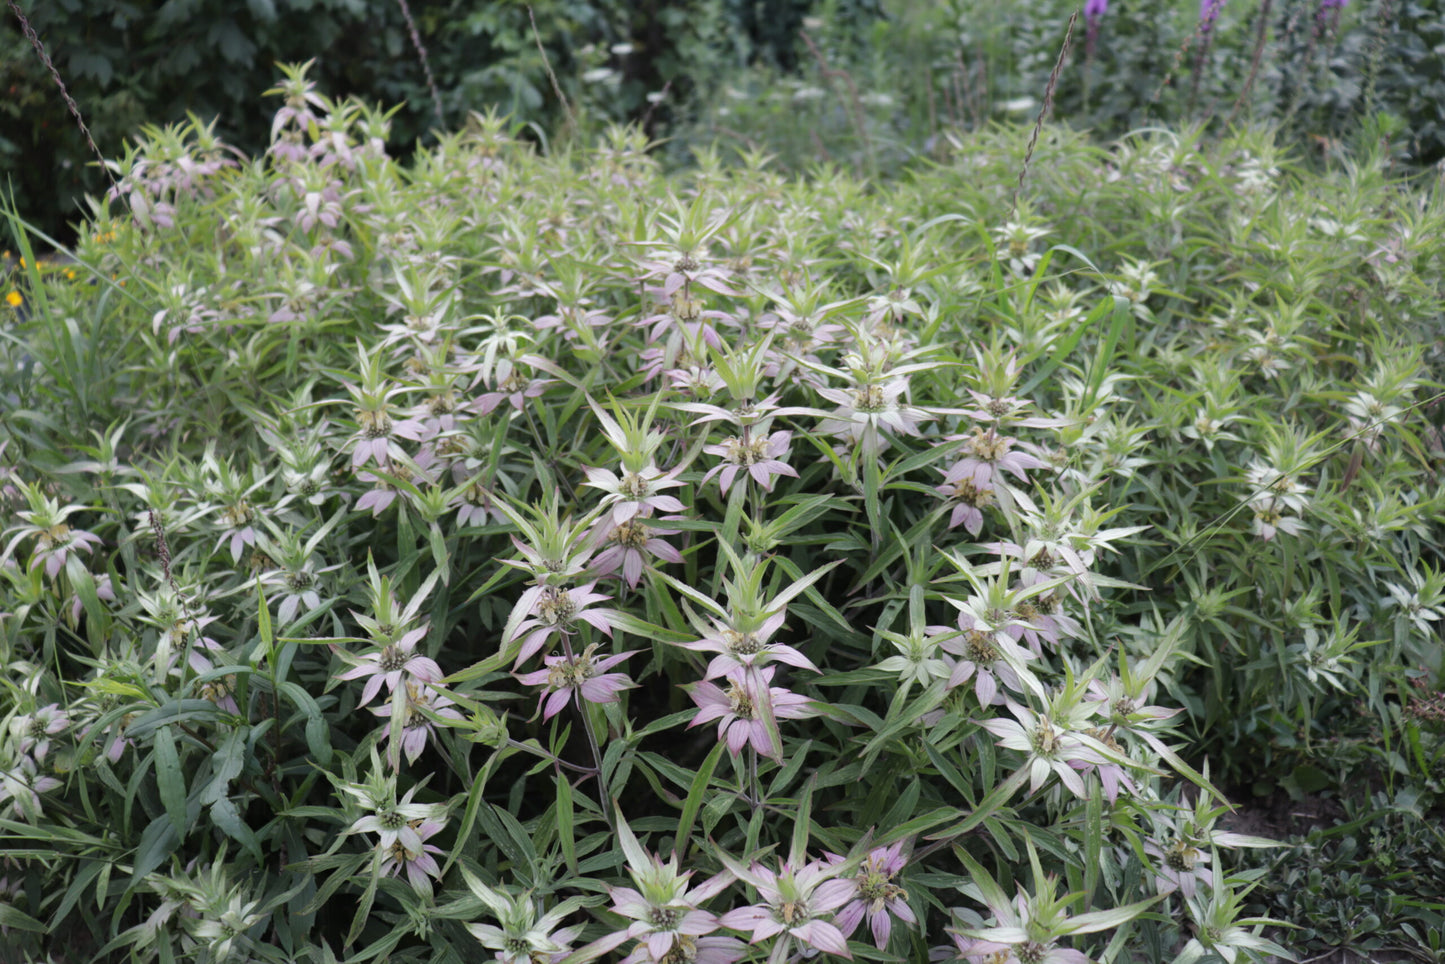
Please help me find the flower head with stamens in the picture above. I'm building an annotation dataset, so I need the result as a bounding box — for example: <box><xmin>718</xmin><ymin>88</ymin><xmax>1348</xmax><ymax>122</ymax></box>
<box><xmin>681</xmin><ymin>610</ymin><xmax>817</xmax><ymax>680</ymax></box>
<box><xmin>937</xmin><ymin>475</ymin><xmax>995</xmax><ymax>535</ymax></box>
<box><xmin>939</xmin><ymin>622</ymin><xmax>1033</xmax><ymax>707</ymax></box>
<box><xmin>942</xmin><ymin>427</ymin><xmax>1048</xmax><ymax>489</ymax></box>
<box><xmin>475</xmin><ymin>357</ymin><xmax>553</xmax><ymax>415</ymax></box>
<box><xmin>590</xmin><ymin>516</ymin><xmax>683</xmax><ymax>588</ymax></box>
<box><xmin>718</xmin><ymin>856</ymin><xmax>857</xmax><ymax>960</ymax></box>
<box><xmin>3</xmin><ymin>484</ymin><xmax>104</xmax><ymax>581</ymax></box>
<box><xmin>817</xmin><ymin>377</ymin><xmax>926</xmax><ymax>452</ymax></box>
<box><xmin>687</xmin><ymin>666</ymin><xmax>815</xmax><ymax>759</ymax></box>
<box><xmin>373</xmin><ymin>681</ymin><xmax>464</xmax><ymax>765</ymax></box>
<box><xmin>582</xmin><ymin>464</ymin><xmax>687</xmax><ymax>525</ymax></box>
<box><xmin>1144</xmin><ymin>837</ymin><xmax>1212</xmax><ymax>899</ymax></box>
<box><xmin>702</xmin><ymin>430</ymin><xmax>798</xmax><ymax>495</ymax></box>
<box><xmin>13</xmin><ymin>704</ymin><xmax>69</xmax><ymax>763</ymax></box>
<box><xmin>343</xmin><ymin>782</ymin><xmax>443</xmax><ymax>853</ymax></box>
<box><xmin>595</xmin><ymin>818</ymin><xmax>742</xmax><ymax>964</ymax></box>
<box><xmin>516</xmin><ymin>644</ymin><xmax>637</xmax><ymax>721</ymax></box>
<box><xmin>464</xmin><ymin>872</ymin><xmax>585</xmax><ymax>964</ymax></box>
<box><xmin>346</xmin><ymin>399</ymin><xmax>428</xmax><ymax>469</ymax></box>
<box><xmin>377</xmin><ymin>813</ymin><xmax>446</xmax><ymax>895</ymax></box>
<box><xmin>977</xmin><ymin>700</ymin><xmax>1110</xmax><ymax>799</ymax></box>
<box><xmin>827</xmin><ymin>840</ymin><xmax>916</xmax><ymax>950</ymax></box>
<box><xmin>0</xmin><ymin>755</ymin><xmax>62</xmax><ymax>820</ymax></box>
<box><xmin>335</xmin><ymin>626</ymin><xmax>443</xmax><ymax>707</ymax></box>
<box><xmin>506</xmin><ymin>582</ymin><xmax>617</xmax><ymax>668</ymax></box>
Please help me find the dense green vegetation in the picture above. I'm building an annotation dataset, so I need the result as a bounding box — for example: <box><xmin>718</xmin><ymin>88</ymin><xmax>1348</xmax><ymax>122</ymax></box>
<box><xmin>2</xmin><ymin>2</ymin><xmax>1444</xmax><ymax>962</ymax></box>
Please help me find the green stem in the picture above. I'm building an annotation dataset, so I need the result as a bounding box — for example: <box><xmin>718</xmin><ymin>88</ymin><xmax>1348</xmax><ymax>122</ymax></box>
<box><xmin>562</xmin><ymin>629</ymin><xmax>615</xmax><ymax>830</ymax></box>
<box><xmin>747</xmin><ymin>745</ymin><xmax>761</xmax><ymax>809</ymax></box>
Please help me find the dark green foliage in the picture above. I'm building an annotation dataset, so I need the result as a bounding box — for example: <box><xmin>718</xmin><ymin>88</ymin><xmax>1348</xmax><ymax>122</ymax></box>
<box><xmin>1245</xmin><ymin>790</ymin><xmax>1445</xmax><ymax>951</ymax></box>
<box><xmin>1371</xmin><ymin>0</ymin><xmax>1445</xmax><ymax>164</ymax></box>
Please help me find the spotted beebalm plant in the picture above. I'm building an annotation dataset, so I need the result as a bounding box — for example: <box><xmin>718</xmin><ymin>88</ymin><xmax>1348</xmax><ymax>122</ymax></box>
<box><xmin>4</xmin><ymin>62</ymin><xmax>1432</xmax><ymax>964</ymax></box>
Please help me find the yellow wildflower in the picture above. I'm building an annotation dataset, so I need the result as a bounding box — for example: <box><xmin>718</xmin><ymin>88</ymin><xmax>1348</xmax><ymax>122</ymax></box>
<box><xmin>5</xmin><ymin>290</ymin><xmax>21</xmax><ymax>308</ymax></box>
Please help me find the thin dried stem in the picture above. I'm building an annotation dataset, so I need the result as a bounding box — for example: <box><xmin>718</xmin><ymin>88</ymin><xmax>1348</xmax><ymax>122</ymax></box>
<box><xmin>1359</xmin><ymin>0</ymin><xmax>1395</xmax><ymax>121</ymax></box>
<box><xmin>1148</xmin><ymin>13</ymin><xmax>1209</xmax><ymax>116</ymax></box>
<box><xmin>1226</xmin><ymin>0</ymin><xmax>1275</xmax><ymax>129</ymax></box>
<box><xmin>638</xmin><ymin>79</ymin><xmax>672</xmax><ymax>136</ymax></box>
<box><xmin>528</xmin><ymin>5</ymin><xmax>577</xmax><ymax>134</ymax></box>
<box><xmin>393</xmin><ymin>0</ymin><xmax>445</xmax><ymax>127</ymax></box>
<box><xmin>1011</xmin><ymin>10</ymin><xmax>1077</xmax><ymax>220</ymax></box>
<box><xmin>799</xmin><ymin>29</ymin><xmax>876</xmax><ymax>178</ymax></box>
<box><xmin>7</xmin><ymin>0</ymin><xmax>121</xmax><ymax>206</ymax></box>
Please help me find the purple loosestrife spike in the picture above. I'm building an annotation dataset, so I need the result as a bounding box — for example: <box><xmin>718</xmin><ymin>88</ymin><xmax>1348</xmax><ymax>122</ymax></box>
<box><xmin>1199</xmin><ymin>0</ymin><xmax>1225</xmax><ymax>31</ymax></box>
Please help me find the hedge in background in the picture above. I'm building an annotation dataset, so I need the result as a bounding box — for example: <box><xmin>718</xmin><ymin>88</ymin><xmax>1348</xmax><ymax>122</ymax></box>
<box><xmin>671</xmin><ymin>0</ymin><xmax>1441</xmax><ymax>182</ymax></box>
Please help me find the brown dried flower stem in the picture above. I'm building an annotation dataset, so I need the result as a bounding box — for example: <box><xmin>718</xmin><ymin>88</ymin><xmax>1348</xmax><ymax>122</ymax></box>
<box><xmin>1011</xmin><ymin>10</ymin><xmax>1077</xmax><ymax>220</ymax></box>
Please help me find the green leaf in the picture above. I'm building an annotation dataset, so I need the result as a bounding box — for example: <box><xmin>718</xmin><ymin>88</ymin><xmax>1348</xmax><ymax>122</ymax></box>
<box><xmin>1083</xmin><ymin>787</ymin><xmax>1102</xmax><ymax>911</ymax></box>
<box><xmin>153</xmin><ymin>725</ymin><xmax>188</xmax><ymax>840</ymax></box>
<box><xmin>1018</xmin><ymin>294</ymin><xmax>1113</xmax><ymax>398</ymax></box>
<box><xmin>131</xmin><ymin>814</ymin><xmax>180</xmax><ymax>884</ymax></box>
<box><xmin>257</xmin><ymin>580</ymin><xmax>273</xmax><ymax>650</ymax></box>
<box><xmin>556</xmin><ymin>774</ymin><xmax>577</xmax><ymax>875</ymax></box>
<box><xmin>200</xmin><ymin>728</ymin><xmax>247</xmax><ymax>806</ymax></box>
<box><xmin>280</xmin><ymin>681</ymin><xmax>333</xmax><ymax>766</ymax></box>
<box><xmin>476</xmin><ymin>802</ymin><xmax>538</xmax><ymax>882</ymax></box>
<box><xmin>346</xmin><ymin>871</ymin><xmax>380</xmax><ymax>948</ymax></box>
<box><xmin>0</xmin><ymin>902</ymin><xmax>46</xmax><ymax>933</ymax></box>
<box><xmin>931</xmin><ymin>765</ymin><xmax>1029</xmax><ymax>839</ymax></box>
<box><xmin>675</xmin><ymin>742</ymin><xmax>725</xmax><ymax>864</ymax></box>
<box><xmin>47</xmin><ymin>859</ymin><xmax>104</xmax><ymax>933</ymax></box>
<box><xmin>606</xmin><ymin>610</ymin><xmax>695</xmax><ymax>644</ymax></box>
<box><xmin>790</xmin><ymin>777</ymin><xmax>816</xmax><ymax>866</ymax></box>
<box><xmin>429</xmin><ymin>521</ymin><xmax>451</xmax><ymax>585</ymax></box>
<box><xmin>1064</xmin><ymin>895</ymin><xmax>1161</xmax><ymax>935</ymax></box>
<box><xmin>209</xmin><ymin>797</ymin><xmax>263</xmax><ymax>865</ymax></box>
